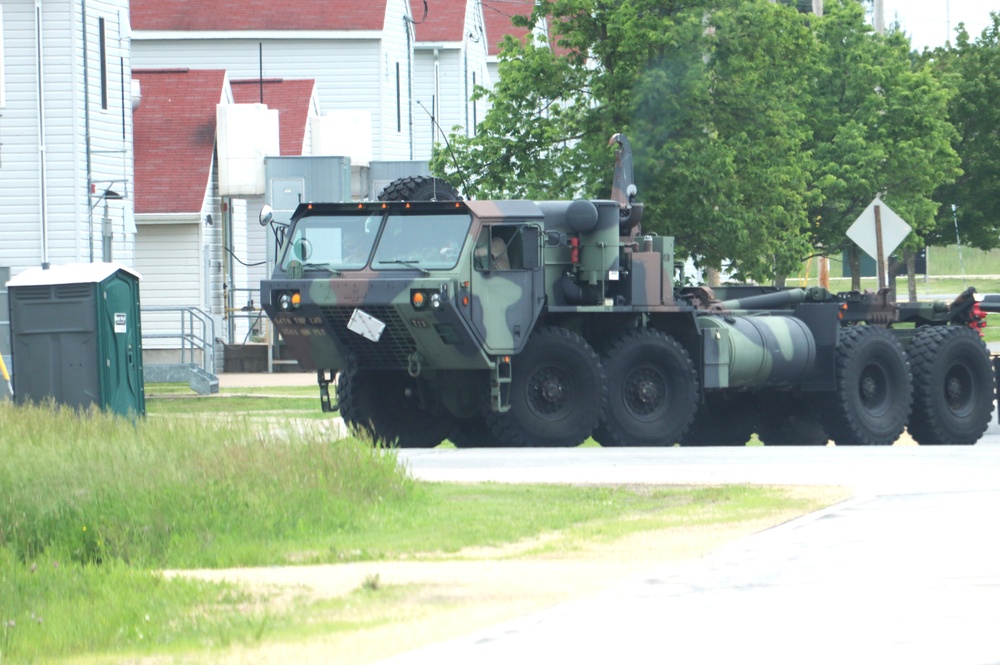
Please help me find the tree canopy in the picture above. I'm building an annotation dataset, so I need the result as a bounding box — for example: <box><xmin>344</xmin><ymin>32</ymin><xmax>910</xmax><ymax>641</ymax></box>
<box><xmin>432</xmin><ymin>0</ymin><xmax>971</xmax><ymax>284</ymax></box>
<box><xmin>926</xmin><ymin>13</ymin><xmax>1000</xmax><ymax>251</ymax></box>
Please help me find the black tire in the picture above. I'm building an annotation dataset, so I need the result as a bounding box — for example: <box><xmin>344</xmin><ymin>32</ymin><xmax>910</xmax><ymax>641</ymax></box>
<box><xmin>488</xmin><ymin>327</ymin><xmax>606</xmax><ymax>447</ymax></box>
<box><xmin>907</xmin><ymin>326</ymin><xmax>995</xmax><ymax>445</ymax></box>
<box><xmin>819</xmin><ymin>326</ymin><xmax>912</xmax><ymax>446</ymax></box>
<box><xmin>756</xmin><ymin>394</ymin><xmax>829</xmax><ymax>446</ymax></box>
<box><xmin>337</xmin><ymin>366</ymin><xmax>454</xmax><ymax>448</ymax></box>
<box><xmin>680</xmin><ymin>393</ymin><xmax>756</xmax><ymax>447</ymax></box>
<box><xmin>378</xmin><ymin>175</ymin><xmax>461</xmax><ymax>202</ymax></box>
<box><xmin>597</xmin><ymin>328</ymin><xmax>698</xmax><ymax>447</ymax></box>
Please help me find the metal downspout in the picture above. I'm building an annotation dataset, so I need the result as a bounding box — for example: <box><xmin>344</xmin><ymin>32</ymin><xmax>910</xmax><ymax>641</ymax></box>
<box><xmin>463</xmin><ymin>50</ymin><xmax>469</xmax><ymax>136</ymax></box>
<box><xmin>82</xmin><ymin>0</ymin><xmax>94</xmax><ymax>262</ymax></box>
<box><xmin>434</xmin><ymin>48</ymin><xmax>440</xmax><ymax>151</ymax></box>
<box><xmin>34</xmin><ymin>0</ymin><xmax>49</xmax><ymax>268</ymax></box>
<box><xmin>406</xmin><ymin>16</ymin><xmax>414</xmax><ymax>160</ymax></box>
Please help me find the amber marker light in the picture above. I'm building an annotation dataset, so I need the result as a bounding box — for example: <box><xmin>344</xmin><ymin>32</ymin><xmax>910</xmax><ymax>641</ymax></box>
<box><xmin>291</xmin><ymin>292</ymin><xmax>302</xmax><ymax>307</ymax></box>
<box><xmin>462</xmin><ymin>296</ymin><xmax>469</xmax><ymax>306</ymax></box>
<box><xmin>412</xmin><ymin>292</ymin><xmax>426</xmax><ymax>308</ymax></box>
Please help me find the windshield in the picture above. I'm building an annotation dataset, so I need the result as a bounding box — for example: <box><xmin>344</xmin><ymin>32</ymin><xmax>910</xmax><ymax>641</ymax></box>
<box><xmin>281</xmin><ymin>214</ymin><xmax>379</xmax><ymax>271</ymax></box>
<box><xmin>371</xmin><ymin>213</ymin><xmax>472</xmax><ymax>271</ymax></box>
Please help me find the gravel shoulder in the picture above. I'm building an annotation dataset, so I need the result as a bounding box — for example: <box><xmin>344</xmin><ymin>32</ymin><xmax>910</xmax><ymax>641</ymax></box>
<box><xmin>160</xmin><ymin>485</ymin><xmax>850</xmax><ymax>665</ymax></box>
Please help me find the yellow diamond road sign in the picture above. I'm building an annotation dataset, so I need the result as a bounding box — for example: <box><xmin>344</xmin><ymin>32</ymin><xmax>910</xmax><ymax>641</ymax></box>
<box><xmin>846</xmin><ymin>198</ymin><xmax>912</xmax><ymax>262</ymax></box>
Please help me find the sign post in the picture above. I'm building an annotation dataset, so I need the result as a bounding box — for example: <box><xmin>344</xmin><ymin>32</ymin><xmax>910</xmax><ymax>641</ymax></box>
<box><xmin>847</xmin><ymin>198</ymin><xmax>911</xmax><ymax>289</ymax></box>
<box><xmin>874</xmin><ymin>204</ymin><xmax>886</xmax><ymax>289</ymax></box>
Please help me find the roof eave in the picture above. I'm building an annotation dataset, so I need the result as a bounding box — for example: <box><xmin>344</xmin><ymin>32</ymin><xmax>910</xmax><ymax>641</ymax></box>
<box><xmin>414</xmin><ymin>41</ymin><xmax>464</xmax><ymax>49</ymax></box>
<box><xmin>132</xmin><ymin>30</ymin><xmax>383</xmax><ymax>41</ymax></box>
<box><xmin>134</xmin><ymin>212</ymin><xmax>204</xmax><ymax>224</ymax></box>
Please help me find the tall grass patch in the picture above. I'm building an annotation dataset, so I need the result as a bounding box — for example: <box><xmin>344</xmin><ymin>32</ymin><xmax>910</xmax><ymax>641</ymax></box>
<box><xmin>0</xmin><ymin>548</ymin><xmax>282</xmax><ymax>663</ymax></box>
<box><xmin>0</xmin><ymin>402</ymin><xmax>413</xmax><ymax>568</ymax></box>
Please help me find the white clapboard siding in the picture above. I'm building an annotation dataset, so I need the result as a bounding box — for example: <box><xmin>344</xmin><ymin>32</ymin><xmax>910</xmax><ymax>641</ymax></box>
<box><xmin>410</xmin><ymin>0</ymin><xmax>492</xmax><ymax>161</ymax></box>
<box><xmin>412</xmin><ymin>48</ymin><xmax>465</xmax><ymax>162</ymax></box>
<box><xmin>0</xmin><ymin>0</ymin><xmax>134</xmax><ymax>275</ymax></box>
<box><xmin>135</xmin><ymin>222</ymin><xmax>202</xmax><ymax>350</ymax></box>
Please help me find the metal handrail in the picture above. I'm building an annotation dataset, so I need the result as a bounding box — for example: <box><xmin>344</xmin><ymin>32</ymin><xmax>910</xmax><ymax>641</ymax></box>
<box><xmin>226</xmin><ymin>285</ymin><xmax>266</xmax><ymax>345</ymax></box>
<box><xmin>141</xmin><ymin>306</ymin><xmax>216</xmax><ymax>375</ymax></box>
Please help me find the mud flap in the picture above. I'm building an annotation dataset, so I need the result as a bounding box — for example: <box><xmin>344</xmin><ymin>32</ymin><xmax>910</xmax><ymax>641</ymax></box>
<box><xmin>490</xmin><ymin>357</ymin><xmax>512</xmax><ymax>413</ymax></box>
<box><xmin>318</xmin><ymin>369</ymin><xmax>339</xmax><ymax>413</ymax></box>
<box><xmin>994</xmin><ymin>357</ymin><xmax>1000</xmax><ymax>425</ymax></box>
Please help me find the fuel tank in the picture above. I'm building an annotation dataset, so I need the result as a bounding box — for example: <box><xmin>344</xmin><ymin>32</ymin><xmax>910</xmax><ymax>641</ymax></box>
<box><xmin>699</xmin><ymin>314</ymin><xmax>816</xmax><ymax>389</ymax></box>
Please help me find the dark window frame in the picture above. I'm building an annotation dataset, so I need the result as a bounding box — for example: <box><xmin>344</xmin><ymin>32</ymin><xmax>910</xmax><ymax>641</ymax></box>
<box><xmin>99</xmin><ymin>17</ymin><xmax>108</xmax><ymax>110</ymax></box>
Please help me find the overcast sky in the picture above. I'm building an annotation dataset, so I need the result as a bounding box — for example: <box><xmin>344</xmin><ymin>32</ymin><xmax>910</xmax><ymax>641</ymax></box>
<box><xmin>880</xmin><ymin>0</ymin><xmax>998</xmax><ymax>49</ymax></box>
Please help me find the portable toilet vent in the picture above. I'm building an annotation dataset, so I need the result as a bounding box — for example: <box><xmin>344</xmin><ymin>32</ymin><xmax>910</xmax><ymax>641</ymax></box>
<box><xmin>6</xmin><ymin>263</ymin><xmax>145</xmax><ymax>417</ymax></box>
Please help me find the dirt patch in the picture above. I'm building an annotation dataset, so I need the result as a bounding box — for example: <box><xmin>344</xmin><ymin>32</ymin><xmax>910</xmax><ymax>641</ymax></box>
<box><xmin>160</xmin><ymin>485</ymin><xmax>849</xmax><ymax>664</ymax></box>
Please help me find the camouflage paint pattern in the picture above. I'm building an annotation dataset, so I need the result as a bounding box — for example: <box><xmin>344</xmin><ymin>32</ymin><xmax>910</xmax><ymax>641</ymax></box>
<box><xmin>259</xmin><ymin>191</ymin><xmax>992</xmax><ymax>430</ymax></box>
<box><xmin>262</xmin><ymin>200</ymin><xmax>549</xmax><ymax>376</ymax></box>
<box><xmin>697</xmin><ymin>314</ymin><xmax>816</xmax><ymax>389</ymax></box>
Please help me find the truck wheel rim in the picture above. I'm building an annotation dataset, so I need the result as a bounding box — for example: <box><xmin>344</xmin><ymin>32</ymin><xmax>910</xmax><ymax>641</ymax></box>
<box><xmin>944</xmin><ymin>364</ymin><xmax>974</xmax><ymax>415</ymax></box>
<box><xmin>858</xmin><ymin>362</ymin><xmax>889</xmax><ymax>414</ymax></box>
<box><xmin>624</xmin><ymin>367</ymin><xmax>666</xmax><ymax>417</ymax></box>
<box><xmin>527</xmin><ymin>366</ymin><xmax>571</xmax><ymax>416</ymax></box>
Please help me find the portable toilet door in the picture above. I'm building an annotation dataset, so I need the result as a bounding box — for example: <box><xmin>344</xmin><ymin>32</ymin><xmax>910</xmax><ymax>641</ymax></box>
<box><xmin>6</xmin><ymin>263</ymin><xmax>145</xmax><ymax>417</ymax></box>
<box><xmin>97</xmin><ymin>268</ymin><xmax>146</xmax><ymax>417</ymax></box>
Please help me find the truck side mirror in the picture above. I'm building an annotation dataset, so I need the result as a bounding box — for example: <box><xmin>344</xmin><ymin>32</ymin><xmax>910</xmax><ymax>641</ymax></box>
<box><xmin>259</xmin><ymin>205</ymin><xmax>274</xmax><ymax>226</ymax></box>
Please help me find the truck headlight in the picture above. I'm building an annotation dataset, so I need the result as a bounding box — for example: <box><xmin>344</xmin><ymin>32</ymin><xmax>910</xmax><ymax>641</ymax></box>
<box><xmin>278</xmin><ymin>291</ymin><xmax>301</xmax><ymax>311</ymax></box>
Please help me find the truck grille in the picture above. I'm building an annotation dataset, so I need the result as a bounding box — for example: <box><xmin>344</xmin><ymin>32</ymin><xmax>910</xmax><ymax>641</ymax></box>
<box><xmin>319</xmin><ymin>305</ymin><xmax>417</xmax><ymax>369</ymax></box>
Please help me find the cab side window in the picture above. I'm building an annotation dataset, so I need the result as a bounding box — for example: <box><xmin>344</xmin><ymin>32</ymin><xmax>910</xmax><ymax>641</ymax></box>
<box><xmin>474</xmin><ymin>225</ymin><xmax>539</xmax><ymax>271</ymax></box>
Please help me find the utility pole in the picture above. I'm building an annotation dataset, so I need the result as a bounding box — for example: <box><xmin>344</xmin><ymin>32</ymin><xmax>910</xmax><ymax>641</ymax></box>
<box><xmin>873</xmin><ymin>0</ymin><xmax>884</xmax><ymax>34</ymax></box>
<box><xmin>947</xmin><ymin>0</ymin><xmax>951</xmax><ymax>43</ymax></box>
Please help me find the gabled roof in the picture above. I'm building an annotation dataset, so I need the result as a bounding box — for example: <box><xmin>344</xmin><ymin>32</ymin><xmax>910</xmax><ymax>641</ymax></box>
<box><xmin>133</xmin><ymin>69</ymin><xmax>227</xmax><ymax>215</ymax></box>
<box><xmin>231</xmin><ymin>79</ymin><xmax>317</xmax><ymax>156</ymax></box>
<box><xmin>410</xmin><ymin>0</ymin><xmax>468</xmax><ymax>42</ymax></box>
<box><xmin>131</xmin><ymin>0</ymin><xmax>389</xmax><ymax>32</ymax></box>
<box><xmin>482</xmin><ymin>0</ymin><xmax>535</xmax><ymax>56</ymax></box>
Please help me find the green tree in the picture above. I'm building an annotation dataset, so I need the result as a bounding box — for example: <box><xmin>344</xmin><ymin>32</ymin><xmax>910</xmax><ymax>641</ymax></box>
<box><xmin>805</xmin><ymin>0</ymin><xmax>960</xmax><ymax>291</ymax></box>
<box><xmin>926</xmin><ymin>14</ymin><xmax>1000</xmax><ymax>252</ymax></box>
<box><xmin>431</xmin><ymin>0</ymin><xmax>701</xmax><ymax>201</ymax></box>
<box><xmin>434</xmin><ymin>0</ymin><xmax>958</xmax><ymax>288</ymax></box>
<box><xmin>436</xmin><ymin>0</ymin><xmax>822</xmax><ymax>282</ymax></box>
<box><xmin>633</xmin><ymin>1</ymin><xmax>819</xmax><ymax>281</ymax></box>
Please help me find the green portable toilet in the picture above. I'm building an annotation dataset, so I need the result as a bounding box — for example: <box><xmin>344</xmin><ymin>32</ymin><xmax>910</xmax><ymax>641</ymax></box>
<box><xmin>6</xmin><ymin>263</ymin><xmax>145</xmax><ymax>417</ymax></box>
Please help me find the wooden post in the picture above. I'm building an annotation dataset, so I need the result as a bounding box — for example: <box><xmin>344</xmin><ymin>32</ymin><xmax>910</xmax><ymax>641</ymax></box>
<box><xmin>874</xmin><ymin>204</ymin><xmax>886</xmax><ymax>290</ymax></box>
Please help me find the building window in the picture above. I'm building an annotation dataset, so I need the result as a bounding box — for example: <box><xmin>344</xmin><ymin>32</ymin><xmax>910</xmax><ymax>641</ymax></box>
<box><xmin>395</xmin><ymin>63</ymin><xmax>401</xmax><ymax>132</ymax></box>
<box><xmin>99</xmin><ymin>17</ymin><xmax>108</xmax><ymax>110</ymax></box>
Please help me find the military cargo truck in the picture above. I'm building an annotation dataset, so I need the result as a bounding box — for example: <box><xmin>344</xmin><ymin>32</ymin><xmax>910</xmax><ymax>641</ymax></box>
<box><xmin>260</xmin><ymin>135</ymin><xmax>998</xmax><ymax>448</ymax></box>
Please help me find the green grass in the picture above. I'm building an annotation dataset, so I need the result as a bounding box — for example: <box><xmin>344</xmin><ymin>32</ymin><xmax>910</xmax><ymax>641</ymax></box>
<box><xmin>918</xmin><ymin>244</ymin><xmax>1000</xmax><ymax>277</ymax></box>
<box><xmin>786</xmin><ymin>274</ymin><xmax>1000</xmax><ymax>298</ymax></box>
<box><xmin>144</xmin><ymin>384</ymin><xmax>326</xmax><ymax>417</ymax></box>
<box><xmin>147</xmin><ymin>394</ymin><xmax>321</xmax><ymax>415</ymax></box>
<box><xmin>145</xmin><ymin>384</ymin><xmax>318</xmax><ymax>398</ymax></box>
<box><xmin>0</xmin><ymin>400</ymin><xmax>823</xmax><ymax>663</ymax></box>
<box><xmin>791</xmin><ymin>244</ymin><xmax>1000</xmax><ymax>283</ymax></box>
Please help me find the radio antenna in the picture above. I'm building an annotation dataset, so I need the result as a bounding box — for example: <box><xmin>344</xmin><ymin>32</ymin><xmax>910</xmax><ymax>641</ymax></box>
<box><xmin>416</xmin><ymin>99</ymin><xmax>472</xmax><ymax>196</ymax></box>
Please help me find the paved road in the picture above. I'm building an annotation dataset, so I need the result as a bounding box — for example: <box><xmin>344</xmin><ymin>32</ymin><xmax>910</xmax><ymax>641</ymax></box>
<box><xmin>383</xmin><ymin>421</ymin><xmax>1000</xmax><ymax>665</ymax></box>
